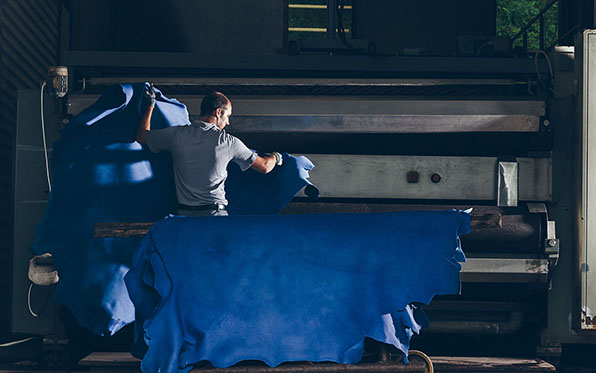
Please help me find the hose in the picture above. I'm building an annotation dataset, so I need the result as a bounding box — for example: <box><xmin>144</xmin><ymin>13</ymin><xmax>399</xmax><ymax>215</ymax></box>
<box><xmin>409</xmin><ymin>350</ymin><xmax>434</xmax><ymax>373</ymax></box>
<box><xmin>40</xmin><ymin>81</ymin><xmax>52</xmax><ymax>193</ymax></box>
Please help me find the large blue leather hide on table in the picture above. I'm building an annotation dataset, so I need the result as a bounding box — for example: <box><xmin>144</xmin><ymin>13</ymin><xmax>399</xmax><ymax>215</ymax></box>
<box><xmin>29</xmin><ymin>83</ymin><xmax>316</xmax><ymax>335</ymax></box>
<box><xmin>125</xmin><ymin>210</ymin><xmax>470</xmax><ymax>372</ymax></box>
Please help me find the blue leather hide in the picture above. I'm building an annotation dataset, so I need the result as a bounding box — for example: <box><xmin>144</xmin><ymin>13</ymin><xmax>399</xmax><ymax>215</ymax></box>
<box><xmin>125</xmin><ymin>210</ymin><xmax>470</xmax><ymax>372</ymax></box>
<box><xmin>29</xmin><ymin>84</ymin><xmax>316</xmax><ymax>335</ymax></box>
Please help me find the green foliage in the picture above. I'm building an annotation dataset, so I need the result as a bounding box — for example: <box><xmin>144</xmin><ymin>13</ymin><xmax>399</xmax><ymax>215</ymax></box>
<box><xmin>497</xmin><ymin>0</ymin><xmax>558</xmax><ymax>51</ymax></box>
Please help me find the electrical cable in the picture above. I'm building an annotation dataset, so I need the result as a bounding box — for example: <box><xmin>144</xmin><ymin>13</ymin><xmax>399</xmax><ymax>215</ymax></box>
<box><xmin>336</xmin><ymin>0</ymin><xmax>356</xmax><ymax>50</ymax></box>
<box><xmin>0</xmin><ymin>337</ymin><xmax>35</xmax><ymax>348</ymax></box>
<box><xmin>475</xmin><ymin>42</ymin><xmax>490</xmax><ymax>56</ymax></box>
<box><xmin>534</xmin><ymin>50</ymin><xmax>562</xmax><ymax>98</ymax></box>
<box><xmin>40</xmin><ymin>81</ymin><xmax>52</xmax><ymax>193</ymax></box>
<box><xmin>27</xmin><ymin>281</ymin><xmax>53</xmax><ymax>318</ymax></box>
<box><xmin>27</xmin><ymin>283</ymin><xmax>39</xmax><ymax>317</ymax></box>
<box><xmin>532</xmin><ymin>49</ymin><xmax>570</xmax><ymax>209</ymax></box>
<box><xmin>27</xmin><ymin>81</ymin><xmax>55</xmax><ymax>318</ymax></box>
<box><xmin>534</xmin><ymin>50</ymin><xmax>554</xmax><ymax>80</ymax></box>
<box><xmin>549</xmin><ymin>98</ymin><xmax>574</xmax><ymax>207</ymax></box>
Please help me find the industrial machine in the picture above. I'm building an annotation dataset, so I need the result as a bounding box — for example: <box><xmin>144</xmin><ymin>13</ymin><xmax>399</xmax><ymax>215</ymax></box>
<box><xmin>66</xmin><ymin>76</ymin><xmax>555</xmax><ymax>354</ymax></box>
<box><xmin>8</xmin><ymin>0</ymin><xmax>596</xmax><ymax>370</ymax></box>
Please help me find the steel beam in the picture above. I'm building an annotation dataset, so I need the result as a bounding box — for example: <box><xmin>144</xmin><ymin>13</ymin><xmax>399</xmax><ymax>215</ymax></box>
<box><xmin>300</xmin><ymin>154</ymin><xmax>551</xmax><ymax>202</ymax></box>
<box><xmin>63</xmin><ymin>50</ymin><xmax>552</xmax><ymax>75</ymax></box>
<box><xmin>461</xmin><ymin>258</ymin><xmax>549</xmax><ymax>283</ymax></box>
<box><xmin>85</xmin><ymin>77</ymin><xmax>519</xmax><ymax>87</ymax></box>
<box><xmin>68</xmin><ymin>95</ymin><xmax>545</xmax><ymax>115</ymax></box>
<box><xmin>67</xmin><ymin>95</ymin><xmax>544</xmax><ymax>133</ymax></box>
<box><xmin>227</xmin><ymin>114</ymin><xmax>539</xmax><ymax>133</ymax></box>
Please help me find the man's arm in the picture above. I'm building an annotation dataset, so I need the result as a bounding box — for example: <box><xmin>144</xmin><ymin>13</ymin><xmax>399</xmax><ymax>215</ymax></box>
<box><xmin>250</xmin><ymin>152</ymin><xmax>283</xmax><ymax>174</ymax></box>
<box><xmin>136</xmin><ymin>106</ymin><xmax>153</xmax><ymax>144</ymax></box>
<box><xmin>136</xmin><ymin>83</ymin><xmax>156</xmax><ymax>145</ymax></box>
<box><xmin>250</xmin><ymin>154</ymin><xmax>277</xmax><ymax>174</ymax></box>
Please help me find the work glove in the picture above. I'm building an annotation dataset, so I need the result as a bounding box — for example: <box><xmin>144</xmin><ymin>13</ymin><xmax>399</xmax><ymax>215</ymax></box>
<box><xmin>142</xmin><ymin>82</ymin><xmax>156</xmax><ymax>110</ymax></box>
<box><xmin>272</xmin><ymin>151</ymin><xmax>283</xmax><ymax>166</ymax></box>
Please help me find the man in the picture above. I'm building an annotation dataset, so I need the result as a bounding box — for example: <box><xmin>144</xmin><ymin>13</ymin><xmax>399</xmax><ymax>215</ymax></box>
<box><xmin>136</xmin><ymin>85</ymin><xmax>282</xmax><ymax>216</ymax></box>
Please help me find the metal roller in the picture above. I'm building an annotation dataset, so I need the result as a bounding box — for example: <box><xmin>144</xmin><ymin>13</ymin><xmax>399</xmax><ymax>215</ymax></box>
<box><xmin>282</xmin><ymin>203</ymin><xmax>543</xmax><ymax>253</ymax></box>
<box><xmin>463</xmin><ymin>213</ymin><xmax>541</xmax><ymax>253</ymax></box>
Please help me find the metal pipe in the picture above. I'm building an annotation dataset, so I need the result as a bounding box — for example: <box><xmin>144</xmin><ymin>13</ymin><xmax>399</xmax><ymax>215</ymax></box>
<box><xmin>540</xmin><ymin>15</ymin><xmax>545</xmax><ymax>50</ymax></box>
<box><xmin>327</xmin><ymin>0</ymin><xmax>337</xmax><ymax>39</ymax></box>
<box><xmin>523</xmin><ymin>32</ymin><xmax>528</xmax><ymax>52</ymax></box>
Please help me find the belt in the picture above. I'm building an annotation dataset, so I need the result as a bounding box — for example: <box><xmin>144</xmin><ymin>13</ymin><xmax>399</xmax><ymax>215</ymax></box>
<box><xmin>178</xmin><ymin>203</ymin><xmax>226</xmax><ymax>211</ymax></box>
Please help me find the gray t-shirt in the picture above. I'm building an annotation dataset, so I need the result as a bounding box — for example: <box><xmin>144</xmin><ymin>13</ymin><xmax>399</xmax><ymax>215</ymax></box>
<box><xmin>146</xmin><ymin>120</ymin><xmax>256</xmax><ymax>206</ymax></box>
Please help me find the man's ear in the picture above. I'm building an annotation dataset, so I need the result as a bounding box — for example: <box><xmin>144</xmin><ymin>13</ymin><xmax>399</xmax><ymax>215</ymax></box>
<box><xmin>214</xmin><ymin>108</ymin><xmax>222</xmax><ymax>118</ymax></box>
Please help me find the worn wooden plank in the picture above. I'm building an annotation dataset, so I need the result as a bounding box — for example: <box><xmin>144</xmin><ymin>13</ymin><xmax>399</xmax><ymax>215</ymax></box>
<box><xmin>93</xmin><ymin>222</ymin><xmax>154</xmax><ymax>238</ymax></box>
<box><xmin>80</xmin><ymin>352</ymin><xmax>139</xmax><ymax>366</ymax></box>
<box><xmin>93</xmin><ymin>213</ymin><xmax>500</xmax><ymax>238</ymax></box>
<box><xmin>80</xmin><ymin>352</ymin><xmax>428</xmax><ymax>372</ymax></box>
<box><xmin>432</xmin><ymin>356</ymin><xmax>555</xmax><ymax>371</ymax></box>
<box><xmin>80</xmin><ymin>352</ymin><xmax>556</xmax><ymax>372</ymax></box>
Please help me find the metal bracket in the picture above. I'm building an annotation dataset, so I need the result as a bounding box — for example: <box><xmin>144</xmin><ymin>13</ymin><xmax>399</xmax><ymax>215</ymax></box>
<box><xmin>545</xmin><ymin>220</ymin><xmax>559</xmax><ymax>258</ymax></box>
<box><xmin>526</xmin><ymin>203</ymin><xmax>560</xmax><ymax>286</ymax></box>
<box><xmin>497</xmin><ymin>161</ymin><xmax>518</xmax><ymax>207</ymax></box>
<box><xmin>527</xmin><ymin>203</ymin><xmax>560</xmax><ymax>259</ymax></box>
<box><xmin>526</xmin><ymin>202</ymin><xmax>547</xmax><ymax>214</ymax></box>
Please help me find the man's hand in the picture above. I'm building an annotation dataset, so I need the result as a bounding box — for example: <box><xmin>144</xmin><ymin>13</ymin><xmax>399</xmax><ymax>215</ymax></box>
<box><xmin>250</xmin><ymin>152</ymin><xmax>283</xmax><ymax>174</ymax></box>
<box><xmin>142</xmin><ymin>83</ymin><xmax>156</xmax><ymax>110</ymax></box>
<box><xmin>272</xmin><ymin>151</ymin><xmax>283</xmax><ymax>166</ymax></box>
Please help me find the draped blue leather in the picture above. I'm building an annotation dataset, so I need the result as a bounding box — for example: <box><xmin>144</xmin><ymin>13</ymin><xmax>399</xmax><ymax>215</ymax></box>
<box><xmin>29</xmin><ymin>83</ymin><xmax>316</xmax><ymax>335</ymax></box>
<box><xmin>125</xmin><ymin>210</ymin><xmax>470</xmax><ymax>372</ymax></box>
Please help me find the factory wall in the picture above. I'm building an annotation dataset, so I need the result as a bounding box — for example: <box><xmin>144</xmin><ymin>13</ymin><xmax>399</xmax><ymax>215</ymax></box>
<box><xmin>353</xmin><ymin>0</ymin><xmax>496</xmax><ymax>56</ymax></box>
<box><xmin>68</xmin><ymin>0</ymin><xmax>497</xmax><ymax>58</ymax></box>
<box><xmin>70</xmin><ymin>0</ymin><xmax>287</xmax><ymax>55</ymax></box>
<box><xmin>0</xmin><ymin>0</ymin><xmax>61</xmax><ymax>338</ymax></box>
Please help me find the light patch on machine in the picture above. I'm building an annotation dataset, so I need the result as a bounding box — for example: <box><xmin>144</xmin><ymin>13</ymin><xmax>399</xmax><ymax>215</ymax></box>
<box><xmin>104</xmin><ymin>142</ymin><xmax>143</xmax><ymax>151</ymax></box>
<box><xmin>85</xmin><ymin>85</ymin><xmax>133</xmax><ymax>126</ymax></box>
<box><xmin>94</xmin><ymin>161</ymin><xmax>153</xmax><ymax>185</ymax></box>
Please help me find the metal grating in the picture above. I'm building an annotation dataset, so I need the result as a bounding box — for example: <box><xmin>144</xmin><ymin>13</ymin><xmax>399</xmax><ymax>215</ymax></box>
<box><xmin>83</xmin><ymin>77</ymin><xmax>529</xmax><ymax>97</ymax></box>
<box><xmin>156</xmin><ymin>84</ymin><xmax>520</xmax><ymax>97</ymax></box>
<box><xmin>0</xmin><ymin>0</ymin><xmax>60</xmax><ymax>338</ymax></box>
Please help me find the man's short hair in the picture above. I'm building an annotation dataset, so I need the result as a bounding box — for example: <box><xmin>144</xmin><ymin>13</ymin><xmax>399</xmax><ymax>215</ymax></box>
<box><xmin>200</xmin><ymin>91</ymin><xmax>231</xmax><ymax>116</ymax></box>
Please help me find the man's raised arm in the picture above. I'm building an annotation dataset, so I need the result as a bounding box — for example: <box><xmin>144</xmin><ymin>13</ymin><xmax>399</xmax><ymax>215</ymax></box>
<box><xmin>136</xmin><ymin>83</ymin><xmax>156</xmax><ymax>145</ymax></box>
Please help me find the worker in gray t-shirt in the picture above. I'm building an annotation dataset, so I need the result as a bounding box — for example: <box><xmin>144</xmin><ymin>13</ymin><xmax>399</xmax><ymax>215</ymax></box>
<box><xmin>136</xmin><ymin>86</ymin><xmax>282</xmax><ymax>217</ymax></box>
